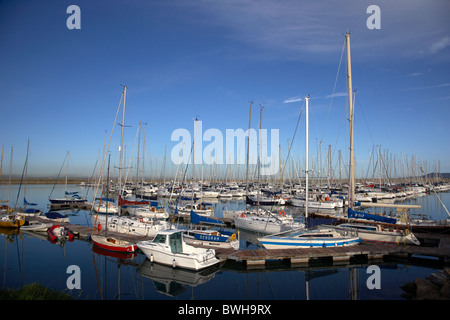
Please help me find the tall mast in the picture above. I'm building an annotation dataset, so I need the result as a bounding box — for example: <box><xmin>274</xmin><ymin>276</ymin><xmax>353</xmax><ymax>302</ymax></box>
<box><xmin>245</xmin><ymin>101</ymin><xmax>253</xmax><ymax>209</ymax></box>
<box><xmin>119</xmin><ymin>85</ymin><xmax>127</xmax><ymax>214</ymax></box>
<box><xmin>65</xmin><ymin>151</ymin><xmax>69</xmax><ymax>194</ymax></box>
<box><xmin>346</xmin><ymin>33</ymin><xmax>355</xmax><ymax>210</ymax></box>
<box><xmin>305</xmin><ymin>95</ymin><xmax>309</xmax><ymax>220</ymax></box>
<box><xmin>257</xmin><ymin>106</ymin><xmax>263</xmax><ymax>214</ymax></box>
<box><xmin>193</xmin><ymin>117</ymin><xmax>198</xmax><ymax>182</ymax></box>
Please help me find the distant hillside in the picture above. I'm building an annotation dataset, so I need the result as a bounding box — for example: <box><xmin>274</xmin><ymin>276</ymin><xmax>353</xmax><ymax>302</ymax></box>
<box><xmin>423</xmin><ymin>172</ymin><xmax>450</xmax><ymax>179</ymax></box>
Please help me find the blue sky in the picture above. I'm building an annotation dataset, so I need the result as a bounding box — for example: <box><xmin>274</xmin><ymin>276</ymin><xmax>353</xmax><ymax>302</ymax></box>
<box><xmin>1</xmin><ymin>0</ymin><xmax>449</xmax><ymax>180</ymax></box>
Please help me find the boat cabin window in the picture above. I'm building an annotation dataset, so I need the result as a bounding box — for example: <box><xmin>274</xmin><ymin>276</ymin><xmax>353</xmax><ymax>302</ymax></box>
<box><xmin>169</xmin><ymin>232</ymin><xmax>183</xmax><ymax>254</ymax></box>
<box><xmin>299</xmin><ymin>233</ymin><xmax>333</xmax><ymax>238</ymax></box>
<box><xmin>153</xmin><ymin>234</ymin><xmax>167</xmax><ymax>244</ymax></box>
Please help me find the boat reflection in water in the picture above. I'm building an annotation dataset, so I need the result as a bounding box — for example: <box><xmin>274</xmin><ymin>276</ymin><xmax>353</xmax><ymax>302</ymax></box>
<box><xmin>136</xmin><ymin>258</ymin><xmax>220</xmax><ymax>297</ymax></box>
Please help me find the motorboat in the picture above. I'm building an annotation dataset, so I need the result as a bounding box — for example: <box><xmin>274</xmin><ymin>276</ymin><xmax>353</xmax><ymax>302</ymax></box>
<box><xmin>137</xmin><ymin>229</ymin><xmax>220</xmax><ymax>270</ymax></box>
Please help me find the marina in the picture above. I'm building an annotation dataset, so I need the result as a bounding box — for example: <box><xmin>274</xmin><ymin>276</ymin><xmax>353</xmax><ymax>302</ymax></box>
<box><xmin>19</xmin><ymin>213</ymin><xmax>450</xmax><ymax>268</ymax></box>
<box><xmin>2</xmin><ymin>0</ymin><xmax>450</xmax><ymax>306</ymax></box>
<box><xmin>1</xmin><ymin>181</ymin><xmax>450</xmax><ymax>300</ymax></box>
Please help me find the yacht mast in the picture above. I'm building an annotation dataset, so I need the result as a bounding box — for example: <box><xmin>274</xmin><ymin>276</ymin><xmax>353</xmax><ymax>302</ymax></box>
<box><xmin>346</xmin><ymin>33</ymin><xmax>355</xmax><ymax>210</ymax></box>
<box><xmin>305</xmin><ymin>95</ymin><xmax>310</xmax><ymax>220</ymax></box>
<box><xmin>119</xmin><ymin>85</ymin><xmax>127</xmax><ymax>214</ymax></box>
<box><xmin>245</xmin><ymin>101</ymin><xmax>253</xmax><ymax>209</ymax></box>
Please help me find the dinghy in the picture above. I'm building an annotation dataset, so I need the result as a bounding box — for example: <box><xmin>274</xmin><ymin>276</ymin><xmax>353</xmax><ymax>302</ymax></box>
<box><xmin>21</xmin><ymin>220</ymin><xmax>53</xmax><ymax>232</ymax></box>
<box><xmin>47</xmin><ymin>225</ymin><xmax>74</xmax><ymax>242</ymax></box>
<box><xmin>91</xmin><ymin>234</ymin><xmax>137</xmax><ymax>253</ymax></box>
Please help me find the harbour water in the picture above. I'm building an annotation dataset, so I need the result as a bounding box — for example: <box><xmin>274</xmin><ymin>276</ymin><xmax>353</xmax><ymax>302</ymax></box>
<box><xmin>1</xmin><ymin>183</ymin><xmax>449</xmax><ymax>301</ymax></box>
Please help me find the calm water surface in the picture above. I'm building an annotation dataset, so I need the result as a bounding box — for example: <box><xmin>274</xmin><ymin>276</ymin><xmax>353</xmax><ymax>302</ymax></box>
<box><xmin>1</xmin><ymin>184</ymin><xmax>449</xmax><ymax>301</ymax></box>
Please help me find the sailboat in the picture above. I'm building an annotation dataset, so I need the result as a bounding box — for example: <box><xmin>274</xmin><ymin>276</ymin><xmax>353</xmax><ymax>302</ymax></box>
<box><xmin>233</xmin><ymin>105</ymin><xmax>302</xmax><ymax>234</ymax></box>
<box><xmin>325</xmin><ymin>33</ymin><xmax>420</xmax><ymax>245</ymax></box>
<box><xmin>183</xmin><ymin>210</ymin><xmax>239</xmax><ymax>249</ymax></box>
<box><xmin>49</xmin><ymin>152</ymin><xmax>87</xmax><ymax>205</ymax></box>
<box><xmin>0</xmin><ymin>215</ymin><xmax>25</xmax><ymax>228</ymax></box>
<box><xmin>258</xmin><ymin>96</ymin><xmax>360</xmax><ymax>249</ymax></box>
<box><xmin>90</xmin><ymin>86</ymin><xmax>172</xmax><ymax>238</ymax></box>
<box><xmin>91</xmin><ymin>153</ymin><xmax>138</xmax><ymax>253</ymax></box>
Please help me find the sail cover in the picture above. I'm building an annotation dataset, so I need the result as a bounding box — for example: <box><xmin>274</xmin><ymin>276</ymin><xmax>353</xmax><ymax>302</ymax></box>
<box><xmin>348</xmin><ymin>208</ymin><xmax>397</xmax><ymax>224</ymax></box>
<box><xmin>190</xmin><ymin>210</ymin><xmax>224</xmax><ymax>226</ymax></box>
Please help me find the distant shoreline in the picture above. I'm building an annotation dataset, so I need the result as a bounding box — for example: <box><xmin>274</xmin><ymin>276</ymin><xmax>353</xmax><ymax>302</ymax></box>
<box><xmin>0</xmin><ymin>178</ymin><xmax>88</xmax><ymax>185</ymax></box>
<box><xmin>1</xmin><ymin>176</ymin><xmax>449</xmax><ymax>185</ymax></box>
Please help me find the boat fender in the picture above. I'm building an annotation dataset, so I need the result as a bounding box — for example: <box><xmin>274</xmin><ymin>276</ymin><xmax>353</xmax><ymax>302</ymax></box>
<box><xmin>404</xmin><ymin>229</ymin><xmax>409</xmax><ymax>236</ymax></box>
<box><xmin>97</xmin><ymin>223</ymin><xmax>102</xmax><ymax>232</ymax></box>
<box><xmin>140</xmin><ymin>218</ymin><xmax>144</xmax><ymax>222</ymax></box>
<box><xmin>172</xmin><ymin>259</ymin><xmax>176</xmax><ymax>268</ymax></box>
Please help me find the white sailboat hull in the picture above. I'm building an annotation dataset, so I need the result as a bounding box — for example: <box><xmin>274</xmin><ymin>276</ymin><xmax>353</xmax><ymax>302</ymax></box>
<box><xmin>233</xmin><ymin>214</ymin><xmax>302</xmax><ymax>234</ymax></box>
<box><xmin>291</xmin><ymin>198</ymin><xmax>336</xmax><ymax>209</ymax></box>
<box><xmin>258</xmin><ymin>227</ymin><xmax>361</xmax><ymax>249</ymax></box>
<box><xmin>93</xmin><ymin>214</ymin><xmax>173</xmax><ymax>237</ymax></box>
<box><xmin>332</xmin><ymin>224</ymin><xmax>420</xmax><ymax>245</ymax></box>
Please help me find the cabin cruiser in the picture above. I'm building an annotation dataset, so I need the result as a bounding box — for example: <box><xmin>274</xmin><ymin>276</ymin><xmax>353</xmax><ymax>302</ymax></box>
<box><xmin>137</xmin><ymin>229</ymin><xmax>220</xmax><ymax>270</ymax></box>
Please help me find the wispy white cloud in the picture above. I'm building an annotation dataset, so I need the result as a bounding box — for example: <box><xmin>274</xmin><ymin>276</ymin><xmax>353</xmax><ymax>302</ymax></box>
<box><xmin>407</xmin><ymin>83</ymin><xmax>450</xmax><ymax>91</ymax></box>
<box><xmin>283</xmin><ymin>96</ymin><xmax>302</xmax><ymax>103</ymax></box>
<box><xmin>430</xmin><ymin>36</ymin><xmax>450</xmax><ymax>54</ymax></box>
<box><xmin>324</xmin><ymin>92</ymin><xmax>347</xmax><ymax>99</ymax></box>
<box><xmin>405</xmin><ymin>72</ymin><xmax>423</xmax><ymax>77</ymax></box>
<box><xmin>184</xmin><ymin>0</ymin><xmax>450</xmax><ymax>62</ymax></box>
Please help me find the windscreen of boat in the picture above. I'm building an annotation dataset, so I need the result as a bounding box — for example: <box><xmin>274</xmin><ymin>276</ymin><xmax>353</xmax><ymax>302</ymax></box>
<box><xmin>169</xmin><ymin>232</ymin><xmax>183</xmax><ymax>254</ymax></box>
<box><xmin>153</xmin><ymin>234</ymin><xmax>167</xmax><ymax>244</ymax></box>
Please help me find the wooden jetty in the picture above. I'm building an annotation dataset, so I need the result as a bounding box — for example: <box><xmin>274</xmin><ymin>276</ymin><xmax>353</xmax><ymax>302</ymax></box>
<box><xmin>216</xmin><ymin>237</ymin><xmax>450</xmax><ymax>268</ymax></box>
<box><xmin>25</xmin><ymin>216</ymin><xmax>450</xmax><ymax>269</ymax></box>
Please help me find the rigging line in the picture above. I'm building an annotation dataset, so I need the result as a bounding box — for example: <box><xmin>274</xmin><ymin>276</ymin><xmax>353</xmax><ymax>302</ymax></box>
<box><xmin>89</xmin><ymin>89</ymin><xmax>124</xmax><ymax>215</ymax></box>
<box><xmin>14</xmin><ymin>140</ymin><xmax>30</xmax><ymax>210</ymax></box>
<box><xmin>321</xmin><ymin>37</ymin><xmax>346</xmax><ymax>142</ymax></box>
<box><xmin>267</xmin><ymin>101</ymin><xmax>305</xmax><ymax>219</ymax></box>
<box><xmin>49</xmin><ymin>152</ymin><xmax>68</xmax><ymax>199</ymax></box>
<box><xmin>173</xmin><ymin>140</ymin><xmax>195</xmax><ymax>226</ymax></box>
<box><xmin>281</xmin><ymin>102</ymin><xmax>304</xmax><ymax>180</ymax></box>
